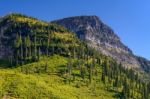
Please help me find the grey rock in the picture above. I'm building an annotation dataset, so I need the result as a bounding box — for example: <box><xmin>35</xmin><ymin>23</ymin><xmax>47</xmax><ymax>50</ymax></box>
<box><xmin>52</xmin><ymin>15</ymin><xmax>150</xmax><ymax>72</ymax></box>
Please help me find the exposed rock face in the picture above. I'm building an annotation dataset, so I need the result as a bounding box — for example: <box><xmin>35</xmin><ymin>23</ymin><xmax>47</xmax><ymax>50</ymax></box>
<box><xmin>137</xmin><ymin>57</ymin><xmax>150</xmax><ymax>73</ymax></box>
<box><xmin>52</xmin><ymin>16</ymin><xmax>149</xmax><ymax>70</ymax></box>
<box><xmin>0</xmin><ymin>21</ymin><xmax>13</xmax><ymax>59</ymax></box>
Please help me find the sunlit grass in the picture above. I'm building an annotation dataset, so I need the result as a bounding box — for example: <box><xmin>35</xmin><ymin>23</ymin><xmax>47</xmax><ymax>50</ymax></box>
<box><xmin>0</xmin><ymin>55</ymin><xmax>115</xmax><ymax>99</ymax></box>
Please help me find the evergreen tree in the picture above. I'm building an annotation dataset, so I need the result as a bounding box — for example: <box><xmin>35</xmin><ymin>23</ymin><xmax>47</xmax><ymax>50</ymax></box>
<box><xmin>67</xmin><ymin>55</ymin><xmax>72</xmax><ymax>84</ymax></box>
<box><xmin>14</xmin><ymin>33</ymin><xmax>23</xmax><ymax>65</ymax></box>
<box><xmin>88</xmin><ymin>63</ymin><xmax>92</xmax><ymax>83</ymax></box>
<box><xmin>113</xmin><ymin>76</ymin><xmax>119</xmax><ymax>88</ymax></box>
<box><xmin>122</xmin><ymin>77</ymin><xmax>130</xmax><ymax>99</ymax></box>
<box><xmin>24</xmin><ymin>35</ymin><xmax>31</xmax><ymax>59</ymax></box>
<box><xmin>142</xmin><ymin>83</ymin><xmax>149</xmax><ymax>99</ymax></box>
<box><xmin>101</xmin><ymin>65</ymin><xmax>106</xmax><ymax>83</ymax></box>
<box><xmin>46</xmin><ymin>32</ymin><xmax>50</xmax><ymax>56</ymax></box>
<box><xmin>33</xmin><ymin>32</ymin><xmax>37</xmax><ymax>61</ymax></box>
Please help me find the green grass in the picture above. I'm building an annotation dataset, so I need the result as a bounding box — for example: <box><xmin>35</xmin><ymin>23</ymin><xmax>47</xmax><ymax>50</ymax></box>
<box><xmin>0</xmin><ymin>13</ymin><xmax>145</xmax><ymax>99</ymax></box>
<box><xmin>0</xmin><ymin>55</ymin><xmax>116</xmax><ymax>99</ymax></box>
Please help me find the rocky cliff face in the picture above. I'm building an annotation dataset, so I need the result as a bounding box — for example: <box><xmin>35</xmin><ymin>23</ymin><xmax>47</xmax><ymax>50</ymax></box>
<box><xmin>52</xmin><ymin>16</ymin><xmax>150</xmax><ymax>71</ymax></box>
<box><xmin>0</xmin><ymin>17</ymin><xmax>13</xmax><ymax>59</ymax></box>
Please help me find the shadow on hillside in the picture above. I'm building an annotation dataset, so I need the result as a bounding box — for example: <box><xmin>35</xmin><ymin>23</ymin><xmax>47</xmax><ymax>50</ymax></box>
<box><xmin>0</xmin><ymin>59</ymin><xmax>12</xmax><ymax>69</ymax></box>
<box><xmin>112</xmin><ymin>92</ymin><xmax>122</xmax><ymax>99</ymax></box>
<box><xmin>107</xmin><ymin>88</ymin><xmax>122</xmax><ymax>98</ymax></box>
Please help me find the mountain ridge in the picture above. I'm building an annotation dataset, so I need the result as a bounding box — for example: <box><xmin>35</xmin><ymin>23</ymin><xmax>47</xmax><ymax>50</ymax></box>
<box><xmin>1</xmin><ymin>13</ymin><xmax>150</xmax><ymax>73</ymax></box>
<box><xmin>52</xmin><ymin>15</ymin><xmax>150</xmax><ymax>72</ymax></box>
<box><xmin>0</xmin><ymin>13</ymin><xmax>150</xmax><ymax>99</ymax></box>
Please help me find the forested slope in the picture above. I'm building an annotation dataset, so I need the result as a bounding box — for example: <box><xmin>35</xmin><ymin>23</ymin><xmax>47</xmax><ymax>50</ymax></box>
<box><xmin>0</xmin><ymin>13</ymin><xmax>149</xmax><ymax>99</ymax></box>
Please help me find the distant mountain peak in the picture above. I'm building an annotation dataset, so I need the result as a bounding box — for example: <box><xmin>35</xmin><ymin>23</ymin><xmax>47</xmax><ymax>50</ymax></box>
<box><xmin>52</xmin><ymin>15</ymin><xmax>147</xmax><ymax>69</ymax></box>
<box><xmin>52</xmin><ymin>15</ymin><xmax>132</xmax><ymax>53</ymax></box>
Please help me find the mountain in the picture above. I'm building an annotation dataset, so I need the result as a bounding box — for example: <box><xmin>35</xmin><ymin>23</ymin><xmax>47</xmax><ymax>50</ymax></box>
<box><xmin>0</xmin><ymin>13</ymin><xmax>150</xmax><ymax>99</ymax></box>
<box><xmin>0</xmin><ymin>13</ymin><xmax>117</xmax><ymax>98</ymax></box>
<box><xmin>52</xmin><ymin>15</ymin><xmax>150</xmax><ymax>73</ymax></box>
<box><xmin>0</xmin><ymin>13</ymin><xmax>75</xmax><ymax>63</ymax></box>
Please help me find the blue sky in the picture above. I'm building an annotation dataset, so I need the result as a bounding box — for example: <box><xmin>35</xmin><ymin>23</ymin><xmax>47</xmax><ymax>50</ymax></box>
<box><xmin>0</xmin><ymin>0</ymin><xmax>150</xmax><ymax>60</ymax></box>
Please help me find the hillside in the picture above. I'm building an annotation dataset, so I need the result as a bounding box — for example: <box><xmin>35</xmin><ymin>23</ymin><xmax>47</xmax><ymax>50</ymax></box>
<box><xmin>0</xmin><ymin>55</ymin><xmax>118</xmax><ymax>99</ymax></box>
<box><xmin>52</xmin><ymin>16</ymin><xmax>150</xmax><ymax>73</ymax></box>
<box><xmin>0</xmin><ymin>13</ymin><xmax>150</xmax><ymax>99</ymax></box>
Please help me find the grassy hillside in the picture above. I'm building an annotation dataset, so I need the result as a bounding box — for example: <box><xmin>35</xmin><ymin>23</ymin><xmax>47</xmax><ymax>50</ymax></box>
<box><xmin>0</xmin><ymin>13</ymin><xmax>149</xmax><ymax>99</ymax></box>
<box><xmin>0</xmin><ymin>55</ymin><xmax>116</xmax><ymax>99</ymax></box>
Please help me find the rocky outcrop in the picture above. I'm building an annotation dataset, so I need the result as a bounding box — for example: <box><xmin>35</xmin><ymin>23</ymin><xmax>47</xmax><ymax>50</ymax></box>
<box><xmin>52</xmin><ymin>16</ymin><xmax>150</xmax><ymax>71</ymax></box>
<box><xmin>0</xmin><ymin>20</ymin><xmax>13</xmax><ymax>59</ymax></box>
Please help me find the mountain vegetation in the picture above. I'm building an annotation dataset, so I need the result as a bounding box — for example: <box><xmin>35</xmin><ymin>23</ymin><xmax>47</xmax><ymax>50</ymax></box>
<box><xmin>52</xmin><ymin>16</ymin><xmax>150</xmax><ymax>72</ymax></box>
<box><xmin>0</xmin><ymin>13</ymin><xmax>150</xmax><ymax>99</ymax></box>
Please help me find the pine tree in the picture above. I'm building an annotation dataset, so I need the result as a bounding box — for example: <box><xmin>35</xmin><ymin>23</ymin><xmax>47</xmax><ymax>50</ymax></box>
<box><xmin>37</xmin><ymin>46</ymin><xmax>41</xmax><ymax>60</ymax></box>
<box><xmin>113</xmin><ymin>76</ymin><xmax>119</xmax><ymax>88</ymax></box>
<box><xmin>33</xmin><ymin>32</ymin><xmax>37</xmax><ymax>61</ymax></box>
<box><xmin>46</xmin><ymin>32</ymin><xmax>50</xmax><ymax>56</ymax></box>
<box><xmin>103</xmin><ymin>59</ymin><xmax>109</xmax><ymax>76</ymax></box>
<box><xmin>101</xmin><ymin>65</ymin><xmax>106</xmax><ymax>83</ymax></box>
<box><xmin>19</xmin><ymin>34</ymin><xmax>23</xmax><ymax>63</ymax></box>
<box><xmin>122</xmin><ymin>77</ymin><xmax>130</xmax><ymax>99</ymax></box>
<box><xmin>14</xmin><ymin>33</ymin><xmax>23</xmax><ymax>65</ymax></box>
<box><xmin>88</xmin><ymin>63</ymin><xmax>92</xmax><ymax>83</ymax></box>
<box><xmin>24</xmin><ymin>35</ymin><xmax>31</xmax><ymax>59</ymax></box>
<box><xmin>142</xmin><ymin>83</ymin><xmax>149</xmax><ymax>99</ymax></box>
<box><xmin>67</xmin><ymin>55</ymin><xmax>72</xmax><ymax>84</ymax></box>
<box><xmin>73</xmin><ymin>43</ymin><xmax>76</xmax><ymax>59</ymax></box>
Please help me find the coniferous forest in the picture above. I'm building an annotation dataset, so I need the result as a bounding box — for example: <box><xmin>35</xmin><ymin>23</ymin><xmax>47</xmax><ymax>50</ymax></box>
<box><xmin>0</xmin><ymin>14</ymin><xmax>150</xmax><ymax>99</ymax></box>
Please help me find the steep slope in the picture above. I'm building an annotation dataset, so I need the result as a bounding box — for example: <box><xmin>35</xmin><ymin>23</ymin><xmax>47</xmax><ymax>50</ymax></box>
<box><xmin>0</xmin><ymin>13</ymin><xmax>79</xmax><ymax>64</ymax></box>
<box><xmin>52</xmin><ymin>16</ymin><xmax>150</xmax><ymax>71</ymax></box>
<box><xmin>0</xmin><ymin>13</ymin><xmax>149</xmax><ymax>99</ymax></box>
<box><xmin>0</xmin><ymin>14</ymin><xmax>119</xmax><ymax>98</ymax></box>
<box><xmin>0</xmin><ymin>55</ymin><xmax>118</xmax><ymax>99</ymax></box>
